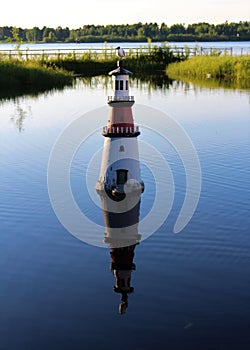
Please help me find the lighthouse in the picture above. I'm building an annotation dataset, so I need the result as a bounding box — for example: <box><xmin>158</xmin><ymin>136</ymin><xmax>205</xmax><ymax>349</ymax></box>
<box><xmin>96</xmin><ymin>49</ymin><xmax>144</xmax><ymax>313</ymax></box>
<box><xmin>96</xmin><ymin>52</ymin><xmax>144</xmax><ymax>201</ymax></box>
<box><xmin>96</xmin><ymin>48</ymin><xmax>144</xmax><ymax>246</ymax></box>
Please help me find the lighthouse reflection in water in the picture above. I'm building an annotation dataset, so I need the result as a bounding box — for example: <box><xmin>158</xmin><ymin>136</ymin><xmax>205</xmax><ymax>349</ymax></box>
<box><xmin>96</xmin><ymin>53</ymin><xmax>144</xmax><ymax>314</ymax></box>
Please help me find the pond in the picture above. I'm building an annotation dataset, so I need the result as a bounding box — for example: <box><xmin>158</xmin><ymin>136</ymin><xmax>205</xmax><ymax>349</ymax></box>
<box><xmin>0</xmin><ymin>74</ymin><xmax>249</xmax><ymax>349</ymax></box>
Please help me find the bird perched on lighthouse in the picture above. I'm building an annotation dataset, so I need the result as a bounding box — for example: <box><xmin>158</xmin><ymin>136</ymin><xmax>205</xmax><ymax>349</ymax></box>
<box><xmin>116</xmin><ymin>46</ymin><xmax>126</xmax><ymax>59</ymax></box>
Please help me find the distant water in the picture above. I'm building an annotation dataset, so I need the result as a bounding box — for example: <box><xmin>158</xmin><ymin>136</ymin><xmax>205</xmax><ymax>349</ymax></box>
<box><xmin>0</xmin><ymin>41</ymin><xmax>249</xmax><ymax>54</ymax></box>
<box><xmin>0</xmin><ymin>77</ymin><xmax>249</xmax><ymax>350</ymax></box>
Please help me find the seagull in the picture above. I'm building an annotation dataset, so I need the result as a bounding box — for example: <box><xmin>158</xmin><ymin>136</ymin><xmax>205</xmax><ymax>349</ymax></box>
<box><xmin>115</xmin><ymin>46</ymin><xmax>126</xmax><ymax>59</ymax></box>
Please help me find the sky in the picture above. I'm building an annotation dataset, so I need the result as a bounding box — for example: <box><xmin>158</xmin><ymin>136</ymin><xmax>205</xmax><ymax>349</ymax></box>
<box><xmin>0</xmin><ymin>0</ymin><xmax>249</xmax><ymax>28</ymax></box>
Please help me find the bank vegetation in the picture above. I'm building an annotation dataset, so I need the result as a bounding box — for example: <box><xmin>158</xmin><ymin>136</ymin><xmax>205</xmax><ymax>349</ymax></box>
<box><xmin>0</xmin><ymin>45</ymin><xmax>186</xmax><ymax>92</ymax></box>
<box><xmin>166</xmin><ymin>55</ymin><xmax>250</xmax><ymax>87</ymax></box>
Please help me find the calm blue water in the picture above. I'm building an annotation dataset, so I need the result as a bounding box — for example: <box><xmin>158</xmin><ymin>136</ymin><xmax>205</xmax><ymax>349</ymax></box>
<box><xmin>0</xmin><ymin>77</ymin><xmax>249</xmax><ymax>349</ymax></box>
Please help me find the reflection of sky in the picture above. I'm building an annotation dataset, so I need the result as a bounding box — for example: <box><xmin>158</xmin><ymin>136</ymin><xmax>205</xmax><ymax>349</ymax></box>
<box><xmin>0</xmin><ymin>89</ymin><xmax>106</xmax><ymax>132</ymax></box>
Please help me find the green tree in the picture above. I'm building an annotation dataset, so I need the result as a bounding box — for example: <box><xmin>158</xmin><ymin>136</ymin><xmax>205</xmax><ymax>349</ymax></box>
<box><xmin>170</xmin><ymin>23</ymin><xmax>186</xmax><ymax>34</ymax></box>
<box><xmin>12</xmin><ymin>26</ymin><xmax>22</xmax><ymax>43</ymax></box>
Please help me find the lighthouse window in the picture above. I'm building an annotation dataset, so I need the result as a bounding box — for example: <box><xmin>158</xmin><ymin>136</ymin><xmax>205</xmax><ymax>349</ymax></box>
<box><xmin>116</xmin><ymin>169</ymin><xmax>128</xmax><ymax>185</ymax></box>
<box><xmin>119</xmin><ymin>145</ymin><xmax>124</xmax><ymax>152</ymax></box>
<box><xmin>120</xmin><ymin>80</ymin><xmax>124</xmax><ymax>90</ymax></box>
<box><xmin>126</xmin><ymin>80</ymin><xmax>128</xmax><ymax>90</ymax></box>
<box><xmin>115</xmin><ymin>80</ymin><xmax>119</xmax><ymax>90</ymax></box>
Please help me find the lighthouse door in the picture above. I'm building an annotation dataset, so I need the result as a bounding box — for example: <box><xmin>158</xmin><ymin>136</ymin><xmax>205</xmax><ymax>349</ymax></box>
<box><xmin>116</xmin><ymin>169</ymin><xmax>128</xmax><ymax>185</ymax></box>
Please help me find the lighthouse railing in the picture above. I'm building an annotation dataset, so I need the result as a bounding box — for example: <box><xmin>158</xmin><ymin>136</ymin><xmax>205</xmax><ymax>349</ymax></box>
<box><xmin>102</xmin><ymin>125</ymin><xmax>140</xmax><ymax>135</ymax></box>
<box><xmin>107</xmin><ymin>96</ymin><xmax>134</xmax><ymax>102</ymax></box>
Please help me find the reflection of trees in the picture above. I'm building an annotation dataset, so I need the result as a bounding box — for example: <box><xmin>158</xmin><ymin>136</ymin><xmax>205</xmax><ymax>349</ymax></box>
<box><xmin>1</xmin><ymin>73</ymin><xmax>172</xmax><ymax>102</ymax></box>
<box><xmin>76</xmin><ymin>75</ymin><xmax>110</xmax><ymax>95</ymax></box>
<box><xmin>10</xmin><ymin>101</ymin><xmax>32</xmax><ymax>132</ymax></box>
<box><xmin>171</xmin><ymin>76</ymin><xmax>250</xmax><ymax>91</ymax></box>
<box><xmin>77</xmin><ymin>74</ymin><xmax>173</xmax><ymax>94</ymax></box>
<box><xmin>0</xmin><ymin>86</ymin><xmax>67</xmax><ymax>102</ymax></box>
<box><xmin>131</xmin><ymin>74</ymin><xmax>174</xmax><ymax>92</ymax></box>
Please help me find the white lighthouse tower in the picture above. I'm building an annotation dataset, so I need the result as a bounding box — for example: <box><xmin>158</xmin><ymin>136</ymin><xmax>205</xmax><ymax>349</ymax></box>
<box><xmin>96</xmin><ymin>53</ymin><xmax>144</xmax><ymax>201</ymax></box>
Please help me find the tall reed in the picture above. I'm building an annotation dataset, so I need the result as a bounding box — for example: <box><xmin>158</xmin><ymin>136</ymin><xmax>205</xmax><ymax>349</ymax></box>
<box><xmin>166</xmin><ymin>55</ymin><xmax>250</xmax><ymax>81</ymax></box>
<box><xmin>0</xmin><ymin>58</ymin><xmax>73</xmax><ymax>89</ymax></box>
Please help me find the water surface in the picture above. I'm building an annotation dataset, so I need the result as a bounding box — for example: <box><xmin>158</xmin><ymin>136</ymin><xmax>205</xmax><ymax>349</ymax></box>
<box><xmin>0</xmin><ymin>41</ymin><xmax>249</xmax><ymax>54</ymax></box>
<box><xmin>0</xmin><ymin>77</ymin><xmax>249</xmax><ymax>350</ymax></box>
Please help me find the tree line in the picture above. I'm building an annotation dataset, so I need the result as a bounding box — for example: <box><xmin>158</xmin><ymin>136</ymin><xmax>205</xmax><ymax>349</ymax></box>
<box><xmin>0</xmin><ymin>21</ymin><xmax>249</xmax><ymax>43</ymax></box>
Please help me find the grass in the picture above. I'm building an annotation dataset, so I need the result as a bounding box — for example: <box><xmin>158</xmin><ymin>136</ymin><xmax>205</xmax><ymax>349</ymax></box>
<box><xmin>0</xmin><ymin>58</ymin><xmax>74</xmax><ymax>90</ymax></box>
<box><xmin>46</xmin><ymin>57</ymin><xmax>118</xmax><ymax>76</ymax></box>
<box><xmin>43</xmin><ymin>44</ymin><xmax>186</xmax><ymax>76</ymax></box>
<box><xmin>166</xmin><ymin>55</ymin><xmax>250</xmax><ymax>87</ymax></box>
